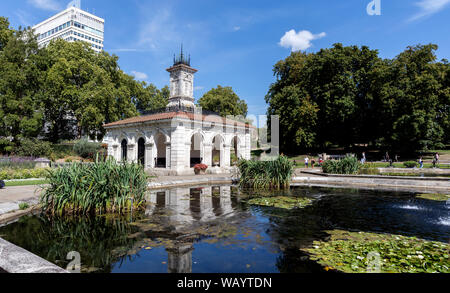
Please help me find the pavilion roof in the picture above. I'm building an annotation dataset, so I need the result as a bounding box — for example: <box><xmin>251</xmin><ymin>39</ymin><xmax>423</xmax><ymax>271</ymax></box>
<box><xmin>103</xmin><ymin>111</ymin><xmax>254</xmax><ymax>129</ymax></box>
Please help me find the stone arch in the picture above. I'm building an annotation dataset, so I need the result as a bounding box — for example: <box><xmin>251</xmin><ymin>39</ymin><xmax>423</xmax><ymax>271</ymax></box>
<box><xmin>230</xmin><ymin>135</ymin><xmax>241</xmax><ymax>165</ymax></box>
<box><xmin>155</xmin><ymin>127</ymin><xmax>171</xmax><ymax>143</ymax></box>
<box><xmin>137</xmin><ymin>137</ymin><xmax>146</xmax><ymax>166</ymax></box>
<box><xmin>190</xmin><ymin>131</ymin><xmax>204</xmax><ymax>167</ymax></box>
<box><xmin>155</xmin><ymin>131</ymin><xmax>168</xmax><ymax>168</ymax></box>
<box><xmin>120</xmin><ymin>138</ymin><xmax>128</xmax><ymax>162</ymax></box>
<box><xmin>211</xmin><ymin>134</ymin><xmax>224</xmax><ymax>167</ymax></box>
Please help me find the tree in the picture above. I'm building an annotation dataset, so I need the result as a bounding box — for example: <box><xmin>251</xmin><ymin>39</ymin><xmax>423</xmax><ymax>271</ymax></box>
<box><xmin>39</xmin><ymin>39</ymin><xmax>143</xmax><ymax>141</ymax></box>
<box><xmin>0</xmin><ymin>17</ymin><xmax>13</xmax><ymax>51</ymax></box>
<box><xmin>266</xmin><ymin>44</ymin><xmax>382</xmax><ymax>152</ymax></box>
<box><xmin>0</xmin><ymin>27</ymin><xmax>43</xmax><ymax>143</ymax></box>
<box><xmin>266</xmin><ymin>43</ymin><xmax>449</xmax><ymax>154</ymax></box>
<box><xmin>198</xmin><ymin>85</ymin><xmax>248</xmax><ymax>117</ymax></box>
<box><xmin>135</xmin><ymin>83</ymin><xmax>169</xmax><ymax>113</ymax></box>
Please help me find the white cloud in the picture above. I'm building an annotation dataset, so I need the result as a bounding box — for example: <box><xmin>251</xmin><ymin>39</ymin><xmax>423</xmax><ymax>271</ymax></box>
<box><xmin>279</xmin><ymin>29</ymin><xmax>326</xmax><ymax>52</ymax></box>
<box><xmin>194</xmin><ymin>86</ymin><xmax>204</xmax><ymax>91</ymax></box>
<box><xmin>131</xmin><ymin>71</ymin><xmax>148</xmax><ymax>81</ymax></box>
<box><xmin>28</xmin><ymin>0</ymin><xmax>61</xmax><ymax>11</ymax></box>
<box><xmin>233</xmin><ymin>26</ymin><xmax>241</xmax><ymax>31</ymax></box>
<box><xmin>409</xmin><ymin>0</ymin><xmax>450</xmax><ymax>21</ymax></box>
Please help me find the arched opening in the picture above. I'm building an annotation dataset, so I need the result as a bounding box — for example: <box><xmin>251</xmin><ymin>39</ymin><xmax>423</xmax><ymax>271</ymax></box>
<box><xmin>121</xmin><ymin>139</ymin><xmax>128</xmax><ymax>162</ymax></box>
<box><xmin>230</xmin><ymin>136</ymin><xmax>239</xmax><ymax>166</ymax></box>
<box><xmin>155</xmin><ymin>133</ymin><xmax>167</xmax><ymax>168</ymax></box>
<box><xmin>190</xmin><ymin>132</ymin><xmax>203</xmax><ymax>167</ymax></box>
<box><xmin>212</xmin><ymin>135</ymin><xmax>223</xmax><ymax>167</ymax></box>
<box><xmin>137</xmin><ymin>137</ymin><xmax>145</xmax><ymax>166</ymax></box>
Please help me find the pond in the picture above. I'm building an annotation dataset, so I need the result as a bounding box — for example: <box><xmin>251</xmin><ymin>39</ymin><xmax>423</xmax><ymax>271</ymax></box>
<box><xmin>0</xmin><ymin>185</ymin><xmax>448</xmax><ymax>273</ymax></box>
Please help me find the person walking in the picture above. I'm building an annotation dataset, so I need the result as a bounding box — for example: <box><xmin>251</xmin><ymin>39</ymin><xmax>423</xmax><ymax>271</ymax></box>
<box><xmin>361</xmin><ymin>152</ymin><xmax>366</xmax><ymax>164</ymax></box>
<box><xmin>304</xmin><ymin>156</ymin><xmax>309</xmax><ymax>168</ymax></box>
<box><xmin>419</xmin><ymin>157</ymin><xmax>424</xmax><ymax>169</ymax></box>
<box><xmin>435</xmin><ymin>153</ymin><xmax>440</xmax><ymax>167</ymax></box>
<box><xmin>311</xmin><ymin>158</ymin><xmax>316</xmax><ymax>168</ymax></box>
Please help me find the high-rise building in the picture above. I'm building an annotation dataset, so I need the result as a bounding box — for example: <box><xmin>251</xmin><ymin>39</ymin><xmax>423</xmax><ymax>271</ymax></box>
<box><xmin>32</xmin><ymin>1</ymin><xmax>104</xmax><ymax>53</ymax></box>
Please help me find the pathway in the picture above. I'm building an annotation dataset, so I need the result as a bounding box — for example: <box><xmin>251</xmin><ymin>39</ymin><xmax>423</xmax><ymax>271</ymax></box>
<box><xmin>0</xmin><ymin>185</ymin><xmax>43</xmax><ymax>216</ymax></box>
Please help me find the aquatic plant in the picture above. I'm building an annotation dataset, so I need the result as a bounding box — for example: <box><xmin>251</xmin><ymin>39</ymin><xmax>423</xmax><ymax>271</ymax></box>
<box><xmin>40</xmin><ymin>157</ymin><xmax>148</xmax><ymax>215</ymax></box>
<box><xmin>238</xmin><ymin>155</ymin><xmax>294</xmax><ymax>189</ymax></box>
<box><xmin>247</xmin><ymin>196</ymin><xmax>313</xmax><ymax>210</ymax></box>
<box><xmin>19</xmin><ymin>203</ymin><xmax>30</xmax><ymax>210</ymax></box>
<box><xmin>322</xmin><ymin>156</ymin><xmax>361</xmax><ymax>175</ymax></box>
<box><xmin>303</xmin><ymin>230</ymin><xmax>450</xmax><ymax>273</ymax></box>
<box><xmin>358</xmin><ymin>163</ymin><xmax>381</xmax><ymax>175</ymax></box>
<box><xmin>416</xmin><ymin>193</ymin><xmax>450</xmax><ymax>202</ymax></box>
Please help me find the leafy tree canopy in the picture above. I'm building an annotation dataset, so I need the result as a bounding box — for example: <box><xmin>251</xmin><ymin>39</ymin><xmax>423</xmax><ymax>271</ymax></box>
<box><xmin>266</xmin><ymin>43</ymin><xmax>449</xmax><ymax>154</ymax></box>
<box><xmin>198</xmin><ymin>85</ymin><xmax>248</xmax><ymax>117</ymax></box>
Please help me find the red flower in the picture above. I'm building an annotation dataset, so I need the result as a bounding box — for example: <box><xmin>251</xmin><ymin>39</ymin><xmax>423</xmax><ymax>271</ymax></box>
<box><xmin>194</xmin><ymin>164</ymin><xmax>208</xmax><ymax>170</ymax></box>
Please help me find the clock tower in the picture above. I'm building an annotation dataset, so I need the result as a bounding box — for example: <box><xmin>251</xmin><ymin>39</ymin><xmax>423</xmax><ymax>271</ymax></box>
<box><xmin>166</xmin><ymin>46</ymin><xmax>198</xmax><ymax>109</ymax></box>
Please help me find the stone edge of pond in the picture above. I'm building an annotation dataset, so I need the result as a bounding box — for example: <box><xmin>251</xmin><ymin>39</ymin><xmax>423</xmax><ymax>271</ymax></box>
<box><xmin>148</xmin><ymin>176</ymin><xmax>235</xmax><ymax>190</ymax></box>
<box><xmin>0</xmin><ymin>237</ymin><xmax>68</xmax><ymax>273</ymax></box>
<box><xmin>293</xmin><ymin>174</ymin><xmax>450</xmax><ymax>193</ymax></box>
<box><xmin>0</xmin><ymin>205</ymin><xmax>41</xmax><ymax>226</ymax></box>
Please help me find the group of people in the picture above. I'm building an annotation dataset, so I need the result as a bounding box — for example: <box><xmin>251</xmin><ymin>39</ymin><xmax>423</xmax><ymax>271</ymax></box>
<box><xmin>419</xmin><ymin>153</ymin><xmax>440</xmax><ymax>169</ymax></box>
<box><xmin>303</xmin><ymin>156</ymin><xmax>324</xmax><ymax>168</ymax></box>
<box><xmin>301</xmin><ymin>152</ymin><xmax>442</xmax><ymax>169</ymax></box>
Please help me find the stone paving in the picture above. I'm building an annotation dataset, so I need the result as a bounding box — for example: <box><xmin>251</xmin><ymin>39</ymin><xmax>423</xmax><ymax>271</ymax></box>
<box><xmin>0</xmin><ymin>185</ymin><xmax>43</xmax><ymax>216</ymax></box>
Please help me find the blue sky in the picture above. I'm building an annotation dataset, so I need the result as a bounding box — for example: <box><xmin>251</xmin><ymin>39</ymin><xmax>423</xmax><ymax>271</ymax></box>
<box><xmin>1</xmin><ymin>0</ymin><xmax>450</xmax><ymax>119</ymax></box>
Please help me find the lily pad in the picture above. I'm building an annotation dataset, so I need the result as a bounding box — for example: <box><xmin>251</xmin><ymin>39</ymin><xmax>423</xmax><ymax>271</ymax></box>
<box><xmin>302</xmin><ymin>230</ymin><xmax>450</xmax><ymax>273</ymax></box>
<box><xmin>247</xmin><ymin>196</ymin><xmax>313</xmax><ymax>210</ymax></box>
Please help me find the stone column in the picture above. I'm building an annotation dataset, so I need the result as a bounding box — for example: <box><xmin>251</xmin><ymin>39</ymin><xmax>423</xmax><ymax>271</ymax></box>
<box><xmin>111</xmin><ymin>144</ymin><xmax>119</xmax><ymax>161</ymax></box>
<box><xmin>223</xmin><ymin>143</ymin><xmax>231</xmax><ymax>167</ymax></box>
<box><xmin>169</xmin><ymin>124</ymin><xmax>187</xmax><ymax>172</ymax></box>
<box><xmin>203</xmin><ymin>143</ymin><xmax>212</xmax><ymax>167</ymax></box>
<box><xmin>145</xmin><ymin>143</ymin><xmax>154</xmax><ymax>169</ymax></box>
<box><xmin>244</xmin><ymin>133</ymin><xmax>251</xmax><ymax>160</ymax></box>
<box><xmin>127</xmin><ymin>144</ymin><xmax>136</xmax><ymax>163</ymax></box>
<box><xmin>166</xmin><ymin>143</ymin><xmax>171</xmax><ymax>169</ymax></box>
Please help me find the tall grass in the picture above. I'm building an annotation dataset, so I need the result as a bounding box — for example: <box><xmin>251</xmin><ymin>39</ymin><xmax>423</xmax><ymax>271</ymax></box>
<box><xmin>40</xmin><ymin>157</ymin><xmax>148</xmax><ymax>216</ymax></box>
<box><xmin>238</xmin><ymin>155</ymin><xmax>294</xmax><ymax>189</ymax></box>
<box><xmin>322</xmin><ymin>156</ymin><xmax>361</xmax><ymax>174</ymax></box>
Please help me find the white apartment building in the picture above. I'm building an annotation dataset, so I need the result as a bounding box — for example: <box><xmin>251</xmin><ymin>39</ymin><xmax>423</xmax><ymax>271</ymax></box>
<box><xmin>32</xmin><ymin>4</ymin><xmax>104</xmax><ymax>53</ymax></box>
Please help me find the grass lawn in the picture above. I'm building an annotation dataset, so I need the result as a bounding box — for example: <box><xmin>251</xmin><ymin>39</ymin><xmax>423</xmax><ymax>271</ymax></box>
<box><xmin>4</xmin><ymin>180</ymin><xmax>48</xmax><ymax>187</ymax></box>
<box><xmin>368</xmin><ymin>162</ymin><xmax>450</xmax><ymax>169</ymax></box>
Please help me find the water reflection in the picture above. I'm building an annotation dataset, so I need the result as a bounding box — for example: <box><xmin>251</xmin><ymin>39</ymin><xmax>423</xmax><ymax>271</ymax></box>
<box><xmin>0</xmin><ymin>185</ymin><xmax>448</xmax><ymax>273</ymax></box>
<box><xmin>143</xmin><ymin>185</ymin><xmax>243</xmax><ymax>273</ymax></box>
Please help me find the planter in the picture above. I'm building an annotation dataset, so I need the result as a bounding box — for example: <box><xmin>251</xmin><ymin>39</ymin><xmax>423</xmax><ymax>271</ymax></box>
<box><xmin>194</xmin><ymin>169</ymin><xmax>206</xmax><ymax>175</ymax></box>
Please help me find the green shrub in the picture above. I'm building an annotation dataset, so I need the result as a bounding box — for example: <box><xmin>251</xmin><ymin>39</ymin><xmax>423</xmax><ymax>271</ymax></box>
<box><xmin>73</xmin><ymin>139</ymin><xmax>102</xmax><ymax>159</ymax></box>
<box><xmin>15</xmin><ymin>138</ymin><xmax>52</xmax><ymax>157</ymax></box>
<box><xmin>238</xmin><ymin>155</ymin><xmax>294</xmax><ymax>189</ymax></box>
<box><xmin>322</xmin><ymin>156</ymin><xmax>361</xmax><ymax>175</ymax></box>
<box><xmin>0</xmin><ymin>168</ymin><xmax>50</xmax><ymax>180</ymax></box>
<box><xmin>19</xmin><ymin>203</ymin><xmax>30</xmax><ymax>210</ymax></box>
<box><xmin>403</xmin><ymin>161</ymin><xmax>418</xmax><ymax>168</ymax></box>
<box><xmin>40</xmin><ymin>157</ymin><xmax>148</xmax><ymax>215</ymax></box>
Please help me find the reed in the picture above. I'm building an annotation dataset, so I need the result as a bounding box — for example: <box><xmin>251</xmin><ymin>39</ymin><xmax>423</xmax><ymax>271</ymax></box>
<box><xmin>238</xmin><ymin>155</ymin><xmax>294</xmax><ymax>190</ymax></box>
<box><xmin>322</xmin><ymin>156</ymin><xmax>361</xmax><ymax>174</ymax></box>
<box><xmin>40</xmin><ymin>157</ymin><xmax>148</xmax><ymax>216</ymax></box>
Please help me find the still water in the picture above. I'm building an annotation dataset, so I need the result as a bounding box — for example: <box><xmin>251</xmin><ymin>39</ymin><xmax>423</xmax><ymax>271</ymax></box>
<box><xmin>0</xmin><ymin>185</ymin><xmax>448</xmax><ymax>273</ymax></box>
